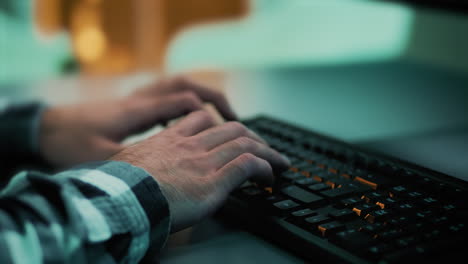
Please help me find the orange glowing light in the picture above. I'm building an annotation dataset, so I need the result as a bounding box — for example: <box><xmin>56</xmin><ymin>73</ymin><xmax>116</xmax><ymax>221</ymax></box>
<box><xmin>75</xmin><ymin>26</ymin><xmax>107</xmax><ymax>63</ymax></box>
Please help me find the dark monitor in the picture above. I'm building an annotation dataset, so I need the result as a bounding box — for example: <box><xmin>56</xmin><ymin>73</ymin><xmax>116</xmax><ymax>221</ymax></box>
<box><xmin>383</xmin><ymin>0</ymin><xmax>468</xmax><ymax>13</ymax></box>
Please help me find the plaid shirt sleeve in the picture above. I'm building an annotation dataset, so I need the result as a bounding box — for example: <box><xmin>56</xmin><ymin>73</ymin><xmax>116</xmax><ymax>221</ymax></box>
<box><xmin>0</xmin><ymin>160</ymin><xmax>171</xmax><ymax>263</ymax></box>
<box><xmin>0</xmin><ymin>101</ymin><xmax>50</xmax><ymax>179</ymax></box>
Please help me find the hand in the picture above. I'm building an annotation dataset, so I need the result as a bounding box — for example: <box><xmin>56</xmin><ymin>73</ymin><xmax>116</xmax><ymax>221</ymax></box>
<box><xmin>111</xmin><ymin>111</ymin><xmax>290</xmax><ymax>232</ymax></box>
<box><xmin>39</xmin><ymin>76</ymin><xmax>237</xmax><ymax>169</ymax></box>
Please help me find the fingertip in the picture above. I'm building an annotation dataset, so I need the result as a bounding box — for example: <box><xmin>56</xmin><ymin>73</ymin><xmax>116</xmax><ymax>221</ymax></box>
<box><xmin>280</xmin><ymin>154</ymin><xmax>291</xmax><ymax>167</ymax></box>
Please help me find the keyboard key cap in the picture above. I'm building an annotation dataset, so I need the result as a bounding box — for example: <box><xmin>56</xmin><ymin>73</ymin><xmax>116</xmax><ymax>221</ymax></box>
<box><xmin>291</xmin><ymin>208</ymin><xmax>317</xmax><ymax>217</ymax></box>
<box><xmin>328</xmin><ymin>208</ymin><xmax>356</xmax><ymax>221</ymax></box>
<box><xmin>305</xmin><ymin>214</ymin><xmax>330</xmax><ymax>225</ymax></box>
<box><xmin>375</xmin><ymin>197</ymin><xmax>399</xmax><ymax>209</ymax></box>
<box><xmin>340</xmin><ymin>197</ymin><xmax>363</xmax><ymax>207</ymax></box>
<box><xmin>394</xmin><ymin>236</ymin><xmax>419</xmax><ymax>249</ymax></box>
<box><xmin>364</xmin><ymin>209</ymin><xmax>393</xmax><ymax>223</ymax></box>
<box><xmin>320</xmin><ymin>186</ymin><xmax>357</xmax><ymax>198</ymax></box>
<box><xmin>282</xmin><ymin>171</ymin><xmax>303</xmax><ymax>180</ymax></box>
<box><xmin>388</xmin><ymin>185</ymin><xmax>408</xmax><ymax>198</ymax></box>
<box><xmin>395</xmin><ymin>202</ymin><xmax>417</xmax><ymax>213</ymax></box>
<box><xmin>375</xmin><ymin>229</ymin><xmax>405</xmax><ymax>241</ymax></box>
<box><xmin>273</xmin><ymin>200</ymin><xmax>299</xmax><ymax>210</ymax></box>
<box><xmin>386</xmin><ymin>216</ymin><xmax>412</xmax><ymax>227</ymax></box>
<box><xmin>317</xmin><ymin>221</ymin><xmax>346</xmax><ymax>237</ymax></box>
<box><xmin>308</xmin><ymin>183</ymin><xmax>330</xmax><ymax>192</ymax></box>
<box><xmin>295</xmin><ymin>177</ymin><xmax>320</xmax><ymax>186</ymax></box>
<box><xmin>360</xmin><ymin>223</ymin><xmax>385</xmax><ymax>234</ymax></box>
<box><xmin>361</xmin><ymin>191</ymin><xmax>386</xmax><ymax>203</ymax></box>
<box><xmin>366</xmin><ymin>243</ymin><xmax>394</xmax><ymax>259</ymax></box>
<box><xmin>281</xmin><ymin>186</ymin><xmax>324</xmax><ymax>204</ymax></box>
<box><xmin>354</xmin><ymin>173</ymin><xmax>391</xmax><ymax>190</ymax></box>
<box><xmin>353</xmin><ymin>203</ymin><xmax>380</xmax><ymax>216</ymax></box>
<box><xmin>330</xmin><ymin>229</ymin><xmax>376</xmax><ymax>251</ymax></box>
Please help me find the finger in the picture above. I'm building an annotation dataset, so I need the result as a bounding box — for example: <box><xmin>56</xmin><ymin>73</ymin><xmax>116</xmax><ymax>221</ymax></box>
<box><xmin>207</xmin><ymin>137</ymin><xmax>290</xmax><ymax>171</ymax></box>
<box><xmin>151</xmin><ymin>77</ymin><xmax>238</xmax><ymax>121</ymax></box>
<box><xmin>121</xmin><ymin>92</ymin><xmax>205</xmax><ymax>136</ymax></box>
<box><xmin>213</xmin><ymin>153</ymin><xmax>274</xmax><ymax>191</ymax></box>
<box><xmin>194</xmin><ymin>121</ymin><xmax>267</xmax><ymax>150</ymax></box>
<box><xmin>167</xmin><ymin>110</ymin><xmax>217</xmax><ymax>136</ymax></box>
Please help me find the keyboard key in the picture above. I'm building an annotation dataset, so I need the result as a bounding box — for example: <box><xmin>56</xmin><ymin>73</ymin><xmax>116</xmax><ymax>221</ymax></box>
<box><xmin>360</xmin><ymin>223</ymin><xmax>385</xmax><ymax>234</ymax></box>
<box><xmin>364</xmin><ymin>209</ymin><xmax>393</xmax><ymax>223</ymax></box>
<box><xmin>354</xmin><ymin>173</ymin><xmax>391</xmax><ymax>190</ymax></box>
<box><xmin>331</xmin><ymin>229</ymin><xmax>376</xmax><ymax>251</ymax></box>
<box><xmin>328</xmin><ymin>208</ymin><xmax>355</xmax><ymax>221</ymax></box>
<box><xmin>386</xmin><ymin>216</ymin><xmax>412</xmax><ymax>227</ymax></box>
<box><xmin>395</xmin><ymin>202</ymin><xmax>417</xmax><ymax>213</ymax></box>
<box><xmin>265</xmin><ymin>194</ymin><xmax>286</xmax><ymax>203</ymax></box>
<box><xmin>375</xmin><ymin>197</ymin><xmax>399</xmax><ymax>209</ymax></box>
<box><xmin>394</xmin><ymin>236</ymin><xmax>419</xmax><ymax>248</ymax></box>
<box><xmin>305</xmin><ymin>215</ymin><xmax>330</xmax><ymax>225</ymax></box>
<box><xmin>312</xmin><ymin>171</ymin><xmax>336</xmax><ymax>182</ymax></box>
<box><xmin>291</xmin><ymin>208</ymin><xmax>317</xmax><ymax>217</ymax></box>
<box><xmin>340</xmin><ymin>197</ymin><xmax>363</xmax><ymax>207</ymax></box>
<box><xmin>417</xmin><ymin>197</ymin><xmax>440</xmax><ymax>207</ymax></box>
<box><xmin>320</xmin><ymin>186</ymin><xmax>356</xmax><ymax>199</ymax></box>
<box><xmin>317</xmin><ymin>221</ymin><xmax>346</xmax><ymax>237</ymax></box>
<box><xmin>282</xmin><ymin>171</ymin><xmax>303</xmax><ymax>180</ymax></box>
<box><xmin>361</xmin><ymin>191</ymin><xmax>386</xmax><ymax>203</ymax></box>
<box><xmin>366</xmin><ymin>243</ymin><xmax>394</xmax><ymax>259</ymax></box>
<box><xmin>375</xmin><ymin>229</ymin><xmax>405</xmax><ymax>241</ymax></box>
<box><xmin>281</xmin><ymin>186</ymin><xmax>324</xmax><ymax>204</ymax></box>
<box><xmin>353</xmin><ymin>203</ymin><xmax>380</xmax><ymax>216</ymax></box>
<box><xmin>295</xmin><ymin>177</ymin><xmax>320</xmax><ymax>186</ymax></box>
<box><xmin>273</xmin><ymin>200</ymin><xmax>299</xmax><ymax>210</ymax></box>
<box><xmin>308</xmin><ymin>183</ymin><xmax>330</xmax><ymax>192</ymax></box>
<box><xmin>388</xmin><ymin>185</ymin><xmax>407</xmax><ymax>198</ymax></box>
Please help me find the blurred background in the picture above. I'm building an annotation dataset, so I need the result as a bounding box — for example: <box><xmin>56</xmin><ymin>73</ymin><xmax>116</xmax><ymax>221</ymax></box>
<box><xmin>1</xmin><ymin>0</ymin><xmax>467</xmax><ymax>81</ymax></box>
<box><xmin>0</xmin><ymin>0</ymin><xmax>249</xmax><ymax>82</ymax></box>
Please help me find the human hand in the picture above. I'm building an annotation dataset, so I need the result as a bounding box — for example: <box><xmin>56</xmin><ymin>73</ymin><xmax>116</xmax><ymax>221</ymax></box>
<box><xmin>39</xmin><ymin>76</ymin><xmax>237</xmax><ymax>169</ymax></box>
<box><xmin>111</xmin><ymin>110</ymin><xmax>290</xmax><ymax>232</ymax></box>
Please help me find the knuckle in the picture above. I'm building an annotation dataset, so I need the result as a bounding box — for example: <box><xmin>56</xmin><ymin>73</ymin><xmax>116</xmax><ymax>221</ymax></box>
<box><xmin>234</xmin><ymin>136</ymin><xmax>254</xmax><ymax>150</ymax></box>
<box><xmin>194</xmin><ymin>110</ymin><xmax>214</xmax><ymax>124</ymax></box>
<box><xmin>231</xmin><ymin>153</ymin><xmax>255</xmax><ymax>176</ymax></box>
<box><xmin>238</xmin><ymin>153</ymin><xmax>257</xmax><ymax>165</ymax></box>
<box><xmin>226</xmin><ymin>121</ymin><xmax>248</xmax><ymax>135</ymax></box>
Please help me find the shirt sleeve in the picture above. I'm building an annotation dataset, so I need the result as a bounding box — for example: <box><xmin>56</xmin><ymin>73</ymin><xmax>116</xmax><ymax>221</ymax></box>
<box><xmin>0</xmin><ymin>160</ymin><xmax>171</xmax><ymax>263</ymax></box>
<box><xmin>0</xmin><ymin>101</ymin><xmax>50</xmax><ymax>181</ymax></box>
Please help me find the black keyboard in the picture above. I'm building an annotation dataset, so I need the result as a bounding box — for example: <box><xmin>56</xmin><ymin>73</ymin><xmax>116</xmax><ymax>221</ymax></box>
<box><xmin>218</xmin><ymin>115</ymin><xmax>468</xmax><ymax>264</ymax></box>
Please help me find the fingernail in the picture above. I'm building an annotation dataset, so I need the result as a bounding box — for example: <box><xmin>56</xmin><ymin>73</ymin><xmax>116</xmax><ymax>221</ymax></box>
<box><xmin>281</xmin><ymin>154</ymin><xmax>291</xmax><ymax>166</ymax></box>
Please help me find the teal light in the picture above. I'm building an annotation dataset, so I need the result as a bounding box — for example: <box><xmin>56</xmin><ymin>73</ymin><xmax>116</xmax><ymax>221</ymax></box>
<box><xmin>0</xmin><ymin>0</ymin><xmax>71</xmax><ymax>84</ymax></box>
<box><xmin>166</xmin><ymin>0</ymin><xmax>414</xmax><ymax>72</ymax></box>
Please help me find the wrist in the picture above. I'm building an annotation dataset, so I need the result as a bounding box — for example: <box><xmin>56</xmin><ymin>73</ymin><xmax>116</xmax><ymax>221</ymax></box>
<box><xmin>86</xmin><ymin>160</ymin><xmax>172</xmax><ymax>243</ymax></box>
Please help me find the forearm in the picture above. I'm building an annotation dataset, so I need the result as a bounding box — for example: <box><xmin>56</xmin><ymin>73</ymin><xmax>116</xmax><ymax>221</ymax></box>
<box><xmin>0</xmin><ymin>101</ymin><xmax>49</xmax><ymax>180</ymax></box>
<box><xmin>0</xmin><ymin>161</ymin><xmax>170</xmax><ymax>263</ymax></box>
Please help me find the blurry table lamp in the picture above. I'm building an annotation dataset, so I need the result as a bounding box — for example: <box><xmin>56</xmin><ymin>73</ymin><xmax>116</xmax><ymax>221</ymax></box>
<box><xmin>34</xmin><ymin>0</ymin><xmax>250</xmax><ymax>75</ymax></box>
